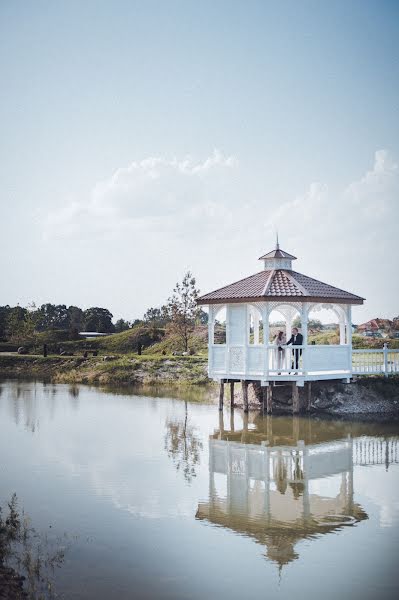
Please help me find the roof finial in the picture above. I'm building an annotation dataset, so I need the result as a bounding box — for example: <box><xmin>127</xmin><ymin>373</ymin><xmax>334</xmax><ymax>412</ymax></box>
<box><xmin>276</xmin><ymin>231</ymin><xmax>280</xmax><ymax>250</ymax></box>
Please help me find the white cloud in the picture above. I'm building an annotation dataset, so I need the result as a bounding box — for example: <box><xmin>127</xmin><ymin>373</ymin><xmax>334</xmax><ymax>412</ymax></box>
<box><xmin>344</xmin><ymin>149</ymin><xmax>398</xmax><ymax>222</ymax></box>
<box><xmin>254</xmin><ymin>150</ymin><xmax>399</xmax><ymax>320</ymax></box>
<box><xmin>264</xmin><ymin>149</ymin><xmax>399</xmax><ymax>251</ymax></box>
<box><xmin>41</xmin><ymin>149</ymin><xmax>399</xmax><ymax>320</ymax></box>
<box><xmin>44</xmin><ymin>149</ymin><xmax>238</xmax><ymax>240</ymax></box>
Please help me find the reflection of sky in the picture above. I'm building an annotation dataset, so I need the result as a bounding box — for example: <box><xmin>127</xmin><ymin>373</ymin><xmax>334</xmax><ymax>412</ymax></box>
<box><xmin>0</xmin><ymin>382</ymin><xmax>216</xmax><ymax>522</ymax></box>
<box><xmin>355</xmin><ymin>465</ymin><xmax>399</xmax><ymax>528</ymax></box>
<box><xmin>1</xmin><ymin>381</ymin><xmax>399</xmax><ymax>600</ymax></box>
<box><xmin>309</xmin><ymin>474</ymin><xmax>343</xmax><ymax>498</ymax></box>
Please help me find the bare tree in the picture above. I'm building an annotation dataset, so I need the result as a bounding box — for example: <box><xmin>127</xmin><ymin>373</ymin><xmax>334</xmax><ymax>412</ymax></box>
<box><xmin>166</xmin><ymin>272</ymin><xmax>199</xmax><ymax>352</ymax></box>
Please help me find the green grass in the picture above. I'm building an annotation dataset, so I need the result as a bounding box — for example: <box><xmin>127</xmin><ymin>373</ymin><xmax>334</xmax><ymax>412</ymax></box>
<box><xmin>0</xmin><ymin>352</ymin><xmax>209</xmax><ymax>386</ymax></box>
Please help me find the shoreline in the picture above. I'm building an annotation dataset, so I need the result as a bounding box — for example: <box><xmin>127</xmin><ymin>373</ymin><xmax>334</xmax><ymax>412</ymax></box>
<box><xmin>0</xmin><ymin>354</ymin><xmax>210</xmax><ymax>386</ymax></box>
<box><xmin>1</xmin><ymin>354</ymin><xmax>399</xmax><ymax>418</ymax></box>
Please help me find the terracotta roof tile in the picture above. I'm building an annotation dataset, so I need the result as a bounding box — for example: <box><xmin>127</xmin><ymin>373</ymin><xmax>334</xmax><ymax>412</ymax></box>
<box><xmin>268</xmin><ymin>271</ymin><xmax>303</xmax><ymax>296</ymax></box>
<box><xmin>197</xmin><ymin>269</ymin><xmax>364</xmax><ymax>305</ymax></box>
<box><xmin>198</xmin><ymin>270</ymin><xmax>271</xmax><ymax>302</ymax></box>
<box><xmin>290</xmin><ymin>270</ymin><xmax>363</xmax><ymax>301</ymax></box>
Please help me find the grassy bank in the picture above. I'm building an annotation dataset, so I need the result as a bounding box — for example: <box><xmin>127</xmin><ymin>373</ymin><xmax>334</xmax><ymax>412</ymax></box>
<box><xmin>0</xmin><ymin>354</ymin><xmax>210</xmax><ymax>386</ymax></box>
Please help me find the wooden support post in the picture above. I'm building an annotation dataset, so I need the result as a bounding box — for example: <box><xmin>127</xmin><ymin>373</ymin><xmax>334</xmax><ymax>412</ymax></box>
<box><xmin>218</xmin><ymin>411</ymin><xmax>224</xmax><ymax>438</ymax></box>
<box><xmin>292</xmin><ymin>382</ymin><xmax>300</xmax><ymax>415</ymax></box>
<box><xmin>230</xmin><ymin>408</ymin><xmax>235</xmax><ymax>432</ymax></box>
<box><xmin>307</xmin><ymin>382</ymin><xmax>312</xmax><ymax>412</ymax></box>
<box><xmin>242</xmin><ymin>380</ymin><xmax>249</xmax><ymax>413</ymax></box>
<box><xmin>241</xmin><ymin>412</ymin><xmax>249</xmax><ymax>442</ymax></box>
<box><xmin>266</xmin><ymin>415</ymin><xmax>273</xmax><ymax>443</ymax></box>
<box><xmin>266</xmin><ymin>385</ymin><xmax>273</xmax><ymax>414</ymax></box>
<box><xmin>230</xmin><ymin>381</ymin><xmax>235</xmax><ymax>409</ymax></box>
<box><xmin>292</xmin><ymin>416</ymin><xmax>299</xmax><ymax>442</ymax></box>
<box><xmin>261</xmin><ymin>387</ymin><xmax>266</xmax><ymax>413</ymax></box>
<box><xmin>218</xmin><ymin>380</ymin><xmax>224</xmax><ymax>411</ymax></box>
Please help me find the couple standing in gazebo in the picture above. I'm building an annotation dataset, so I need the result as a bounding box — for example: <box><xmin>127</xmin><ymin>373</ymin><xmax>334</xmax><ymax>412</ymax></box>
<box><xmin>274</xmin><ymin>328</ymin><xmax>304</xmax><ymax>373</ymax></box>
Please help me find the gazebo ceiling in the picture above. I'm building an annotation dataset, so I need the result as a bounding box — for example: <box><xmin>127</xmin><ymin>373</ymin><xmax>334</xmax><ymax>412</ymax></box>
<box><xmin>197</xmin><ymin>268</ymin><xmax>364</xmax><ymax>305</ymax></box>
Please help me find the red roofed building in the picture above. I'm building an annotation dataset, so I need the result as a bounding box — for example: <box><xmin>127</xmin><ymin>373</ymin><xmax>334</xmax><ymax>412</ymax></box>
<box><xmin>357</xmin><ymin>319</ymin><xmax>392</xmax><ymax>334</ymax></box>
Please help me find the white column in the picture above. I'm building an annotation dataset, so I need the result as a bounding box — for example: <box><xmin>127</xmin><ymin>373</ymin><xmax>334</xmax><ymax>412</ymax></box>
<box><xmin>301</xmin><ymin>302</ymin><xmax>309</xmax><ymax>345</ymax></box>
<box><xmin>243</xmin><ymin>305</ymin><xmax>249</xmax><ymax>378</ymax></box>
<box><xmin>225</xmin><ymin>304</ymin><xmax>231</xmax><ymax>376</ymax></box>
<box><xmin>346</xmin><ymin>305</ymin><xmax>352</xmax><ymax>346</ymax></box>
<box><xmin>253</xmin><ymin>309</ymin><xmax>260</xmax><ymax>345</ymax></box>
<box><xmin>263</xmin><ymin>304</ymin><xmax>270</xmax><ymax>345</ymax></box>
<box><xmin>208</xmin><ymin>305</ymin><xmax>215</xmax><ymax>377</ymax></box>
<box><xmin>347</xmin><ymin>305</ymin><xmax>353</xmax><ymax>376</ymax></box>
<box><xmin>301</xmin><ymin>303</ymin><xmax>309</xmax><ymax>375</ymax></box>
<box><xmin>339</xmin><ymin>317</ymin><xmax>346</xmax><ymax>345</ymax></box>
<box><xmin>263</xmin><ymin>303</ymin><xmax>270</xmax><ymax>377</ymax></box>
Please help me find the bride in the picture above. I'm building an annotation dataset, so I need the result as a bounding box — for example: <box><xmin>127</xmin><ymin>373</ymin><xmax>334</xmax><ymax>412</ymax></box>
<box><xmin>274</xmin><ymin>330</ymin><xmax>286</xmax><ymax>374</ymax></box>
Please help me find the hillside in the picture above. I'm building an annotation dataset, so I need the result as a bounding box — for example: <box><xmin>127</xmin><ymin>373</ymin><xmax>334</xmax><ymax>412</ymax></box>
<box><xmin>2</xmin><ymin>322</ymin><xmax>399</xmax><ymax>359</ymax></box>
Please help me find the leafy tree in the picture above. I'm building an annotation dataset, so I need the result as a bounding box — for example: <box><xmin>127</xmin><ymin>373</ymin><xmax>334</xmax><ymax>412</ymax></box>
<box><xmin>5</xmin><ymin>306</ymin><xmax>36</xmax><ymax>342</ymax></box>
<box><xmin>143</xmin><ymin>306</ymin><xmax>170</xmax><ymax>327</ymax></box>
<box><xmin>196</xmin><ymin>308</ymin><xmax>208</xmax><ymax>325</ymax></box>
<box><xmin>83</xmin><ymin>307</ymin><xmax>115</xmax><ymax>333</ymax></box>
<box><xmin>131</xmin><ymin>318</ymin><xmax>143</xmax><ymax>327</ymax></box>
<box><xmin>0</xmin><ymin>305</ymin><xmax>11</xmax><ymax>339</ymax></box>
<box><xmin>67</xmin><ymin>306</ymin><xmax>84</xmax><ymax>337</ymax></box>
<box><xmin>115</xmin><ymin>318</ymin><xmax>131</xmax><ymax>333</ymax></box>
<box><xmin>165</xmin><ymin>272</ymin><xmax>199</xmax><ymax>352</ymax></box>
<box><xmin>36</xmin><ymin>304</ymin><xmax>69</xmax><ymax>331</ymax></box>
<box><xmin>143</xmin><ymin>307</ymin><xmax>162</xmax><ymax>324</ymax></box>
<box><xmin>293</xmin><ymin>316</ymin><xmax>322</xmax><ymax>330</ymax></box>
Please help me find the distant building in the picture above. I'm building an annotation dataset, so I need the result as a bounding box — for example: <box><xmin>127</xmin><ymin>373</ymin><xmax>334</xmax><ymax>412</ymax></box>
<box><xmin>78</xmin><ymin>332</ymin><xmax>112</xmax><ymax>339</ymax></box>
<box><xmin>356</xmin><ymin>319</ymin><xmax>392</xmax><ymax>337</ymax></box>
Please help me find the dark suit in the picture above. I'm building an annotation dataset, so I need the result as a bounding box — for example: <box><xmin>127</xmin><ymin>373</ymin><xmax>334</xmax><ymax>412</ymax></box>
<box><xmin>286</xmin><ymin>333</ymin><xmax>303</xmax><ymax>370</ymax></box>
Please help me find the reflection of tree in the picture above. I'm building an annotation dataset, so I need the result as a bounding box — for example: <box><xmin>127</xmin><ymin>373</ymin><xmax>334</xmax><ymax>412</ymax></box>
<box><xmin>164</xmin><ymin>402</ymin><xmax>203</xmax><ymax>483</ymax></box>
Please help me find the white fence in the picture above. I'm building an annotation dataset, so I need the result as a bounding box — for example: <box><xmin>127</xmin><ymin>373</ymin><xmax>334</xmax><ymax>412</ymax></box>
<box><xmin>353</xmin><ymin>437</ymin><xmax>399</xmax><ymax>467</ymax></box>
<box><xmin>352</xmin><ymin>347</ymin><xmax>399</xmax><ymax>375</ymax></box>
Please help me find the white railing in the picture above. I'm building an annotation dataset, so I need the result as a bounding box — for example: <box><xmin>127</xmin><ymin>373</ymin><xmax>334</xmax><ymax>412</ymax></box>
<box><xmin>268</xmin><ymin>344</ymin><xmax>307</xmax><ymax>375</ymax></box>
<box><xmin>209</xmin><ymin>343</ymin><xmax>352</xmax><ymax>379</ymax></box>
<box><xmin>352</xmin><ymin>347</ymin><xmax>399</xmax><ymax>376</ymax></box>
<box><xmin>209</xmin><ymin>343</ymin><xmax>399</xmax><ymax>380</ymax></box>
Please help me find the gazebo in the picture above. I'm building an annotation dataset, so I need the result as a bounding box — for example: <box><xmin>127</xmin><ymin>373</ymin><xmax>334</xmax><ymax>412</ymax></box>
<box><xmin>197</xmin><ymin>240</ymin><xmax>365</xmax><ymax>409</ymax></box>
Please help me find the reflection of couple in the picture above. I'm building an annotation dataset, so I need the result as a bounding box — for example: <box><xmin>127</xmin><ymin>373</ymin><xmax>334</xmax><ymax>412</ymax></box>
<box><xmin>274</xmin><ymin>328</ymin><xmax>303</xmax><ymax>373</ymax></box>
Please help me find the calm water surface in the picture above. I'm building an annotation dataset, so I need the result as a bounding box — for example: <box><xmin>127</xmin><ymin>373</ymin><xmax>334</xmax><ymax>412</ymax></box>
<box><xmin>0</xmin><ymin>380</ymin><xmax>398</xmax><ymax>599</ymax></box>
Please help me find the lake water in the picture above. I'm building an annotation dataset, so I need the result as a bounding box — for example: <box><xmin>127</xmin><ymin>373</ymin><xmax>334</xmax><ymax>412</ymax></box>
<box><xmin>0</xmin><ymin>379</ymin><xmax>399</xmax><ymax>600</ymax></box>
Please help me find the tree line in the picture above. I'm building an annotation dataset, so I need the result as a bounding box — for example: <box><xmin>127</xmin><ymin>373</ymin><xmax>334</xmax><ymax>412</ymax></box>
<box><xmin>1</xmin><ymin>272</ymin><xmax>208</xmax><ymax>351</ymax></box>
<box><xmin>0</xmin><ymin>304</ymin><xmax>116</xmax><ymax>341</ymax></box>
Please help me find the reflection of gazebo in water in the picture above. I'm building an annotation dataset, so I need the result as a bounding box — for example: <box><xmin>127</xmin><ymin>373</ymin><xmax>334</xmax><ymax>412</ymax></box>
<box><xmin>196</xmin><ymin>415</ymin><xmax>368</xmax><ymax>568</ymax></box>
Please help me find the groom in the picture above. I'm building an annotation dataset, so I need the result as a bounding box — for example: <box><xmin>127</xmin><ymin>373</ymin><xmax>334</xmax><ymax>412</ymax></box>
<box><xmin>286</xmin><ymin>327</ymin><xmax>303</xmax><ymax>372</ymax></box>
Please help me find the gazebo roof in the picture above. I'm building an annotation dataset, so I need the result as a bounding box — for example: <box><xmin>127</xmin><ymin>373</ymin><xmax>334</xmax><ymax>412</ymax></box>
<box><xmin>259</xmin><ymin>248</ymin><xmax>297</xmax><ymax>260</ymax></box>
<box><xmin>196</xmin><ymin>499</ymin><xmax>367</xmax><ymax>567</ymax></box>
<box><xmin>197</xmin><ymin>268</ymin><xmax>364</xmax><ymax>305</ymax></box>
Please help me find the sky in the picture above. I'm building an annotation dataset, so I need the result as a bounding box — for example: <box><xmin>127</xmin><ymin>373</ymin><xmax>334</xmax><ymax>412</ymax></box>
<box><xmin>0</xmin><ymin>0</ymin><xmax>398</xmax><ymax>324</ymax></box>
